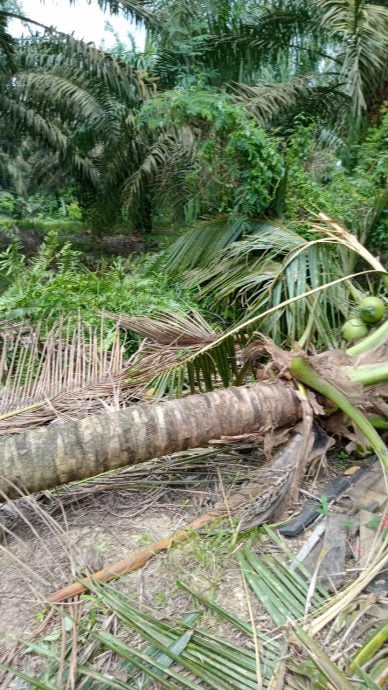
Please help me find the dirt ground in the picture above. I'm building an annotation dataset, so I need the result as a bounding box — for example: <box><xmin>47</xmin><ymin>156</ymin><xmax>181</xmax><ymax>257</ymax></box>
<box><xmin>1</xmin><ymin>447</ymin><xmax>385</xmax><ymax>690</ymax></box>
<box><xmin>0</xmin><ymin>451</ymin><xmax>269</xmax><ymax>648</ymax></box>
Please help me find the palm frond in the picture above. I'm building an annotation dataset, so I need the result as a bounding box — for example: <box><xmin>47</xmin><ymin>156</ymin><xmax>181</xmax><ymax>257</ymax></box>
<box><xmin>124</xmin><ymin>266</ymin><xmax>380</xmax><ymax>400</ymax></box>
<box><xmin>0</xmin><ymin>308</ymin><xmax>238</xmax><ymax>433</ymax></box>
<box><xmin>69</xmin><ymin>0</ymin><xmax>159</xmax><ymax>28</ymax></box>
<box><xmin>115</xmin><ymin>308</ymin><xmax>218</xmax><ymax>345</ymax></box>
<box><xmin>68</xmin><ymin>581</ymin><xmax>280</xmax><ymax>689</ymax></box>
<box><xmin>152</xmin><ymin>0</ymin><xmax>319</xmax><ymax>86</ymax></box>
<box><xmin>0</xmin><ymin>316</ymin><xmax>132</xmax><ymax>434</ymax></box>
<box><xmin>16</xmin><ymin>70</ymin><xmax>107</xmax><ymax>125</ymax></box>
<box><xmin>0</xmin><ymin>94</ymin><xmax>68</xmax><ymax>152</ymax></box>
<box><xmin>121</xmin><ymin>132</ymin><xmax>178</xmax><ymax>213</ymax></box>
<box><xmin>0</xmin><ymin>24</ymin><xmax>150</xmax><ymax>225</ymax></box>
<box><xmin>317</xmin><ymin>0</ymin><xmax>388</xmax><ymax>122</ymax></box>
<box><xmin>168</xmin><ymin>215</ymin><xmax>257</xmax><ymax>272</ymax></box>
<box><xmin>0</xmin><ymin>8</ymin><xmax>15</xmax><ymax>69</ymax></box>
<box><xmin>184</xmin><ymin>221</ymin><xmax>353</xmax><ymax>347</ymax></box>
<box><xmin>237</xmin><ymin>545</ymin><xmax>328</xmax><ymax>627</ymax></box>
<box><xmin>0</xmin><ymin>89</ymin><xmax>101</xmax><ymax>187</ymax></box>
<box><xmin>234</xmin><ymin>76</ymin><xmax>345</xmax><ymax>127</ymax></box>
<box><xmin>291</xmin><ymin>625</ymin><xmax>356</xmax><ymax>690</ymax></box>
<box><xmin>117</xmin><ymin>308</ymin><xmax>240</xmax><ymax>395</ymax></box>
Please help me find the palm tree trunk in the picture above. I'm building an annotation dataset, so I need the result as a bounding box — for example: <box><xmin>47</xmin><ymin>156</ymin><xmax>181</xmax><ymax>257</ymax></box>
<box><xmin>0</xmin><ymin>382</ymin><xmax>301</xmax><ymax>500</ymax></box>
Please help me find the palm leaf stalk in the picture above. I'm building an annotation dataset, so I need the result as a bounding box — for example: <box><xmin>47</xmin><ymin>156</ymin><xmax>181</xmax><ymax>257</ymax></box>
<box><xmin>292</xmin><ymin>624</ymin><xmax>355</xmax><ymax>690</ymax></box>
<box><xmin>290</xmin><ymin>355</ymin><xmax>388</xmax><ymax>471</ymax></box>
<box><xmin>347</xmin><ymin>319</ymin><xmax>388</xmax><ymax>357</ymax></box>
<box><xmin>346</xmin><ymin>362</ymin><xmax>388</xmax><ymax>385</ymax></box>
<box><xmin>348</xmin><ymin>621</ymin><xmax>388</xmax><ymax>675</ymax></box>
<box><xmin>368</xmin><ymin>415</ymin><xmax>388</xmax><ymax>430</ymax></box>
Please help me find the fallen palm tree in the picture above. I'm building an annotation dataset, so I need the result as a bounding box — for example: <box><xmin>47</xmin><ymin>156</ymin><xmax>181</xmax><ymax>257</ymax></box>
<box><xmin>0</xmin><ymin>380</ymin><xmax>302</xmax><ymax>499</ymax></box>
<box><xmin>1</xmin><ymin>320</ymin><xmax>386</xmax><ymax>501</ymax></box>
<box><xmin>0</xmin><ymin>300</ymin><xmax>387</xmax><ymax>494</ymax></box>
<box><xmin>0</xmin><ymin>223</ymin><xmax>387</xmax><ymax>689</ymax></box>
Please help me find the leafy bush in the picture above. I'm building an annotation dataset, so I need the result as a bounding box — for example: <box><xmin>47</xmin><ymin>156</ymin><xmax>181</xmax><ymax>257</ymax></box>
<box><xmin>354</xmin><ymin>108</ymin><xmax>388</xmax><ymax>187</ymax></box>
<box><xmin>0</xmin><ymin>187</ymin><xmax>83</xmax><ymax>223</ymax></box>
<box><xmin>17</xmin><ymin>217</ymin><xmax>85</xmax><ymax>233</ymax></box>
<box><xmin>285</xmin><ymin>116</ymin><xmax>388</xmax><ymax>252</ymax></box>
<box><xmin>0</xmin><ymin>232</ymin><xmax>201</xmax><ymax>342</ymax></box>
<box><xmin>138</xmin><ymin>88</ymin><xmax>284</xmax><ymax>220</ymax></box>
<box><xmin>0</xmin><ymin>191</ymin><xmax>16</xmax><ymax>217</ymax></box>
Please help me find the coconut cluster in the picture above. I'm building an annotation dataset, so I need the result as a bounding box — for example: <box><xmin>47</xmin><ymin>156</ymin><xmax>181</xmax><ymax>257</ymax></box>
<box><xmin>342</xmin><ymin>296</ymin><xmax>386</xmax><ymax>343</ymax></box>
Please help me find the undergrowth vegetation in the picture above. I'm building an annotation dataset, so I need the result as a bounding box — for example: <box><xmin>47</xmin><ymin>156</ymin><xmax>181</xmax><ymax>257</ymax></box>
<box><xmin>285</xmin><ymin>115</ymin><xmax>388</xmax><ymax>251</ymax></box>
<box><xmin>0</xmin><ymin>233</ymin><xmax>199</xmax><ymax>339</ymax></box>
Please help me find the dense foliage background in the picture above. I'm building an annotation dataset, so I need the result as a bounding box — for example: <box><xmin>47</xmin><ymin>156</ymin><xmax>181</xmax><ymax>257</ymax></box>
<box><xmin>0</xmin><ymin>0</ymin><xmax>387</xmax><ymax>348</ymax></box>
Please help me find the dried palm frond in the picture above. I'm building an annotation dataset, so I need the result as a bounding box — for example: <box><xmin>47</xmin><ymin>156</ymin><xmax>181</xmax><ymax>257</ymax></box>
<box><xmin>307</xmin><ymin>541</ymin><xmax>388</xmax><ymax>638</ymax></box>
<box><xmin>0</xmin><ymin>315</ymin><xmax>131</xmax><ymax>434</ymax></box>
<box><xmin>105</xmin><ymin>308</ymin><xmax>242</xmax><ymax>397</ymax></box>
<box><xmin>111</xmin><ymin>308</ymin><xmax>218</xmax><ymax>345</ymax></box>
<box><xmin>0</xmin><ymin>310</ymin><xmax>237</xmax><ymax>435</ymax></box>
<box><xmin>311</xmin><ymin>212</ymin><xmax>387</xmax><ymax>275</ymax></box>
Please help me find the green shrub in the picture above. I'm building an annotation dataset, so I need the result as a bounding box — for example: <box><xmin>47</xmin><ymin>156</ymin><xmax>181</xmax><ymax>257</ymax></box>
<box><xmin>0</xmin><ymin>232</ymin><xmax>201</xmax><ymax>345</ymax></box>
<box><xmin>0</xmin><ymin>191</ymin><xmax>16</xmax><ymax>217</ymax></box>
<box><xmin>138</xmin><ymin>87</ymin><xmax>284</xmax><ymax>220</ymax></box>
<box><xmin>285</xmin><ymin>116</ymin><xmax>388</xmax><ymax>252</ymax></box>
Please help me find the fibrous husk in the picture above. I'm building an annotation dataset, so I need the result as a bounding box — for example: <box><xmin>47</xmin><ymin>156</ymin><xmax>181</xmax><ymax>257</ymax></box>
<box><xmin>243</xmin><ymin>335</ymin><xmax>387</xmax><ymax>414</ymax></box>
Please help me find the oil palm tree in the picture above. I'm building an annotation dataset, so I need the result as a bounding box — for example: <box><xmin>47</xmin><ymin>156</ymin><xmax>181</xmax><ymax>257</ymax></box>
<box><xmin>2</xmin><ymin>0</ymin><xmax>387</xmax><ymax>228</ymax></box>
<box><xmin>116</xmin><ymin>0</ymin><xmax>388</xmax><ymax>237</ymax></box>
<box><xmin>0</xmin><ymin>0</ymin><xmax>156</xmax><ymax>227</ymax></box>
<box><xmin>130</xmin><ymin>1</ymin><xmax>385</xmax><ymax>126</ymax></box>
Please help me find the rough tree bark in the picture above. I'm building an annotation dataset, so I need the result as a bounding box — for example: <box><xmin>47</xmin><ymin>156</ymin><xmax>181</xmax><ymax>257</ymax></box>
<box><xmin>0</xmin><ymin>381</ymin><xmax>301</xmax><ymax>500</ymax></box>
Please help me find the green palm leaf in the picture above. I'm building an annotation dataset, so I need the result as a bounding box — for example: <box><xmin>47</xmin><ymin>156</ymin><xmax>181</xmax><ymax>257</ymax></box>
<box><xmin>316</xmin><ymin>0</ymin><xmax>388</xmax><ymax>122</ymax></box>
<box><xmin>0</xmin><ymin>8</ymin><xmax>15</xmax><ymax>69</ymax></box>
<box><xmin>184</xmin><ymin>222</ymin><xmax>352</xmax><ymax>347</ymax></box>
<box><xmin>168</xmin><ymin>215</ymin><xmax>257</xmax><ymax>272</ymax></box>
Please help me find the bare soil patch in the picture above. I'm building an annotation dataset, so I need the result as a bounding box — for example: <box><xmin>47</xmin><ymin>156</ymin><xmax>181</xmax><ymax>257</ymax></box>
<box><xmin>0</xmin><ymin>450</ymin><xmax>264</xmax><ymax>648</ymax></box>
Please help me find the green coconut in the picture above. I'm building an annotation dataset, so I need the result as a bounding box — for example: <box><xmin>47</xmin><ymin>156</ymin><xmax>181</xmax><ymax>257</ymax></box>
<box><xmin>359</xmin><ymin>296</ymin><xmax>385</xmax><ymax>324</ymax></box>
<box><xmin>342</xmin><ymin>317</ymin><xmax>369</xmax><ymax>342</ymax></box>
